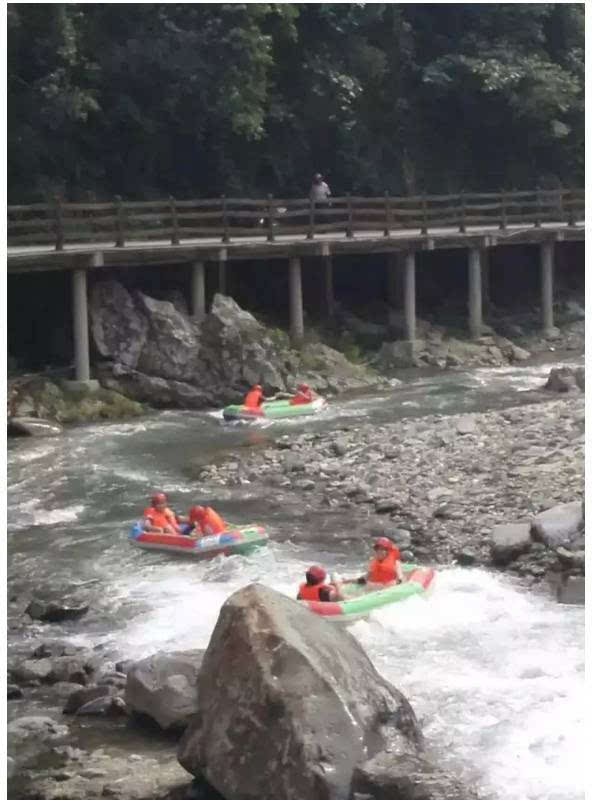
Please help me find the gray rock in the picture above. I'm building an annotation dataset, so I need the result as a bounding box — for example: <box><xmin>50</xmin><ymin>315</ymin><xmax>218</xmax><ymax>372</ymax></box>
<box><xmin>90</xmin><ymin>280</ymin><xmax>149</xmax><ymax>368</ymax></box>
<box><xmin>63</xmin><ymin>685</ymin><xmax>113</xmax><ymax>715</ymax></box>
<box><xmin>456</xmin><ymin>415</ymin><xmax>477</xmax><ymax>435</ymax></box>
<box><xmin>531</xmin><ymin>501</ymin><xmax>583</xmax><ymax>548</ymax></box>
<box><xmin>426</xmin><ymin>487</ymin><xmax>453</xmax><ymax>502</ymax></box>
<box><xmin>9</xmin><ymin>658</ymin><xmax>54</xmax><ymax>684</ymax></box>
<box><xmin>125</xmin><ymin>649</ymin><xmax>204</xmax><ymax>731</ymax></box>
<box><xmin>178</xmin><ymin>583</ymin><xmax>423</xmax><ymax>800</ymax></box>
<box><xmin>511</xmin><ymin>345</ymin><xmax>531</xmax><ymax>361</ymax></box>
<box><xmin>26</xmin><ymin>597</ymin><xmax>89</xmax><ymax>623</ymax></box>
<box><xmin>76</xmin><ymin>695</ymin><xmax>127</xmax><ymax>717</ymax></box>
<box><xmin>351</xmin><ymin>750</ymin><xmax>475</xmax><ymax>800</ymax></box>
<box><xmin>544</xmin><ymin>366</ymin><xmax>579</xmax><ymax>393</ymax></box>
<box><xmin>490</xmin><ymin>522</ymin><xmax>532</xmax><ymax>565</ymax></box>
<box><xmin>7</xmin><ymin>417</ymin><xmax>63</xmax><ymax>438</ymax></box>
<box><xmin>575</xmin><ymin>367</ymin><xmax>585</xmax><ymax>391</ymax></box>
<box><xmin>7</xmin><ymin>684</ymin><xmax>24</xmax><ymax>699</ymax></box>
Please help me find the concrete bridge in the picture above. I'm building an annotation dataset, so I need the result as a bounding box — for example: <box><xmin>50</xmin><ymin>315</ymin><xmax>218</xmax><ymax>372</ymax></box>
<box><xmin>7</xmin><ymin>189</ymin><xmax>585</xmax><ymax>388</ymax></box>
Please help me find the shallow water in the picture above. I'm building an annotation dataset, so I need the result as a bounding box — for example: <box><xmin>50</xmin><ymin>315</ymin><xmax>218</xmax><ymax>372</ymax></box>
<box><xmin>7</xmin><ymin>358</ymin><xmax>585</xmax><ymax>799</ymax></box>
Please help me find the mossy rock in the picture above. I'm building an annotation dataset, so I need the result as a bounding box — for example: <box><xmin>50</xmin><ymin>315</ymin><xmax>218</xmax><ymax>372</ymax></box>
<box><xmin>57</xmin><ymin>387</ymin><xmax>144</xmax><ymax>423</ymax></box>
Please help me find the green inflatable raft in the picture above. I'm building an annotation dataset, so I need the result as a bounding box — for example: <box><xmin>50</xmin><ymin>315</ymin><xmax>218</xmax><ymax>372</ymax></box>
<box><xmin>300</xmin><ymin>564</ymin><xmax>435</xmax><ymax>621</ymax></box>
<box><xmin>223</xmin><ymin>396</ymin><xmax>326</xmax><ymax>422</ymax></box>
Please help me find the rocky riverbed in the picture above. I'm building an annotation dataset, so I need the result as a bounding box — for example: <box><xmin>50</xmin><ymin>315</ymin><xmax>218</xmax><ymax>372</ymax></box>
<box><xmin>193</xmin><ymin>390</ymin><xmax>585</xmax><ymax>585</ymax></box>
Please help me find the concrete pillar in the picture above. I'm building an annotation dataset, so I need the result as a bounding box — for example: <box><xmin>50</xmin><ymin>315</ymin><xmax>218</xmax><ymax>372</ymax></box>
<box><xmin>468</xmin><ymin>247</ymin><xmax>483</xmax><ymax>338</ymax></box>
<box><xmin>191</xmin><ymin>260</ymin><xmax>206</xmax><ymax>320</ymax></box>
<box><xmin>72</xmin><ymin>267</ymin><xmax>91</xmax><ymax>382</ymax></box>
<box><xmin>403</xmin><ymin>251</ymin><xmax>416</xmax><ymax>341</ymax></box>
<box><xmin>541</xmin><ymin>240</ymin><xmax>554</xmax><ymax>333</ymax></box>
<box><xmin>218</xmin><ymin>248</ymin><xmax>227</xmax><ymax>295</ymax></box>
<box><xmin>289</xmin><ymin>256</ymin><xmax>304</xmax><ymax>346</ymax></box>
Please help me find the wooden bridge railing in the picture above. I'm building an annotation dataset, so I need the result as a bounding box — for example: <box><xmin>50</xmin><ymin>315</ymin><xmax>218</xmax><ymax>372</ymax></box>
<box><xmin>7</xmin><ymin>189</ymin><xmax>584</xmax><ymax>251</ymax></box>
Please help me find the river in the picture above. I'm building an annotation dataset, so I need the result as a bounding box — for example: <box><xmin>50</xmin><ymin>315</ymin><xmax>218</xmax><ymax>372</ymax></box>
<box><xmin>7</xmin><ymin>358</ymin><xmax>585</xmax><ymax>800</ymax></box>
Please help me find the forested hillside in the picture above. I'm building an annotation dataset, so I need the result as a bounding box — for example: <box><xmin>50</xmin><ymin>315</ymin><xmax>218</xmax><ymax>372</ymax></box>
<box><xmin>7</xmin><ymin>3</ymin><xmax>584</xmax><ymax>202</ymax></box>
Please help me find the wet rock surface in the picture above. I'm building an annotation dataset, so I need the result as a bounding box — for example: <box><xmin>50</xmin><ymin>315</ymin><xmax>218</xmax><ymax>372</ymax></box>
<box><xmin>178</xmin><ymin>583</ymin><xmax>424</xmax><ymax>799</ymax></box>
<box><xmin>92</xmin><ymin>287</ymin><xmax>382</xmax><ymax>409</ymax></box>
<box><xmin>125</xmin><ymin>649</ymin><xmax>204</xmax><ymax>731</ymax></box>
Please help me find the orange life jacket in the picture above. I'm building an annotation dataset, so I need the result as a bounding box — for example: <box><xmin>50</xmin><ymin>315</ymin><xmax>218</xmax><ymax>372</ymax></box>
<box><xmin>192</xmin><ymin>506</ymin><xmax>226</xmax><ymax>535</ymax></box>
<box><xmin>143</xmin><ymin>506</ymin><xmax>178</xmax><ymax>532</ymax></box>
<box><xmin>244</xmin><ymin>389</ymin><xmax>263</xmax><ymax>408</ymax></box>
<box><xmin>298</xmin><ymin>581</ymin><xmax>331</xmax><ymax>602</ymax></box>
<box><xmin>367</xmin><ymin>547</ymin><xmax>400</xmax><ymax>584</ymax></box>
<box><xmin>290</xmin><ymin>390</ymin><xmax>313</xmax><ymax>405</ymax></box>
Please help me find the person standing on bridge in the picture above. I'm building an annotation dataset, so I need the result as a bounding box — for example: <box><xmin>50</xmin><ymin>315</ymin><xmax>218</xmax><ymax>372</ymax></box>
<box><xmin>309</xmin><ymin>173</ymin><xmax>331</xmax><ymax>204</ymax></box>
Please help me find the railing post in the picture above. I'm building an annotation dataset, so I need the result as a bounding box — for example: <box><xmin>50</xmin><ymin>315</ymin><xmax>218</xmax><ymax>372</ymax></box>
<box><xmin>420</xmin><ymin>194</ymin><xmax>428</xmax><ymax>235</ymax></box>
<box><xmin>307</xmin><ymin>197</ymin><xmax>315</xmax><ymax>240</ymax></box>
<box><xmin>54</xmin><ymin>195</ymin><xmax>64</xmax><ymax>251</ymax></box>
<box><xmin>499</xmin><ymin>190</ymin><xmax>507</xmax><ymax>230</ymax></box>
<box><xmin>169</xmin><ymin>196</ymin><xmax>180</xmax><ymax>244</ymax></box>
<box><xmin>534</xmin><ymin>188</ymin><xmax>542</xmax><ymax>228</ymax></box>
<box><xmin>346</xmin><ymin>193</ymin><xmax>354</xmax><ymax>238</ymax></box>
<box><xmin>459</xmin><ymin>190</ymin><xmax>466</xmax><ymax>233</ymax></box>
<box><xmin>114</xmin><ymin>195</ymin><xmax>125</xmax><ymax>247</ymax></box>
<box><xmin>221</xmin><ymin>195</ymin><xmax>230</xmax><ymax>243</ymax></box>
<box><xmin>267</xmin><ymin>194</ymin><xmax>275</xmax><ymax>242</ymax></box>
<box><xmin>384</xmin><ymin>191</ymin><xmax>391</xmax><ymax>237</ymax></box>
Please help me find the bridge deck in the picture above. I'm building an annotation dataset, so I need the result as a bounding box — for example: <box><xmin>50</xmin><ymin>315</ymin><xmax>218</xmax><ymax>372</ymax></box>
<box><xmin>7</xmin><ymin>221</ymin><xmax>584</xmax><ymax>274</ymax></box>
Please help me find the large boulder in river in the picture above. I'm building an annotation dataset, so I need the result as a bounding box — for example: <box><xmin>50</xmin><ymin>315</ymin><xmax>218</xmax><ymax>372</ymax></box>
<box><xmin>177</xmin><ymin>583</ymin><xmax>423</xmax><ymax>799</ymax></box>
<box><xmin>90</xmin><ymin>283</ymin><xmax>381</xmax><ymax>408</ymax></box>
<box><xmin>125</xmin><ymin>650</ymin><xmax>204</xmax><ymax>731</ymax></box>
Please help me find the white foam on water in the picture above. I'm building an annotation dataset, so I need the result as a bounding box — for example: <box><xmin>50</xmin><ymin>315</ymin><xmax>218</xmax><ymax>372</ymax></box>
<box><xmin>31</xmin><ymin>504</ymin><xmax>86</xmax><ymax>526</ymax></box>
<box><xmin>349</xmin><ymin>568</ymin><xmax>585</xmax><ymax>800</ymax></box>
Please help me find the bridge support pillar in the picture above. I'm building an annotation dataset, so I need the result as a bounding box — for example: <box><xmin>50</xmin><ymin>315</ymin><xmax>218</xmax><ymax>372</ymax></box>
<box><xmin>191</xmin><ymin>261</ymin><xmax>206</xmax><ymax>321</ymax></box>
<box><xmin>540</xmin><ymin>241</ymin><xmax>555</xmax><ymax>334</ymax></box>
<box><xmin>468</xmin><ymin>247</ymin><xmax>483</xmax><ymax>338</ymax></box>
<box><xmin>403</xmin><ymin>251</ymin><xmax>416</xmax><ymax>341</ymax></box>
<box><xmin>289</xmin><ymin>256</ymin><xmax>305</xmax><ymax>347</ymax></box>
<box><xmin>66</xmin><ymin>255</ymin><xmax>100</xmax><ymax>390</ymax></box>
<box><xmin>218</xmin><ymin>248</ymin><xmax>228</xmax><ymax>295</ymax></box>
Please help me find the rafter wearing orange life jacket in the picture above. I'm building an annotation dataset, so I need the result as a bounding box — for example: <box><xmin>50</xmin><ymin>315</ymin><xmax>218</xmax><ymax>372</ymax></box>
<box><xmin>188</xmin><ymin>505</ymin><xmax>226</xmax><ymax>536</ymax></box>
<box><xmin>290</xmin><ymin>383</ymin><xmax>313</xmax><ymax>405</ymax></box>
<box><xmin>243</xmin><ymin>384</ymin><xmax>264</xmax><ymax>409</ymax></box>
<box><xmin>297</xmin><ymin>565</ymin><xmax>337</xmax><ymax>602</ymax></box>
<box><xmin>143</xmin><ymin>492</ymin><xmax>180</xmax><ymax>533</ymax></box>
<box><xmin>367</xmin><ymin>537</ymin><xmax>401</xmax><ymax>584</ymax></box>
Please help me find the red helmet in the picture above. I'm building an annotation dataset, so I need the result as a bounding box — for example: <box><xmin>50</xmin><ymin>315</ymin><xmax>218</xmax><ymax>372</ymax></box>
<box><xmin>374</xmin><ymin>536</ymin><xmax>393</xmax><ymax>551</ymax></box>
<box><xmin>306</xmin><ymin>565</ymin><xmax>326</xmax><ymax>584</ymax></box>
<box><xmin>151</xmin><ymin>492</ymin><xmax>167</xmax><ymax>506</ymax></box>
<box><xmin>297</xmin><ymin>383</ymin><xmax>310</xmax><ymax>392</ymax></box>
<box><xmin>189</xmin><ymin>505</ymin><xmax>205</xmax><ymax>522</ymax></box>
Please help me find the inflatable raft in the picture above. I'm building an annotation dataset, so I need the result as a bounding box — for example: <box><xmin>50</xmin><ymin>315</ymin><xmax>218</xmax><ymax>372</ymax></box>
<box><xmin>223</xmin><ymin>396</ymin><xmax>326</xmax><ymax>422</ymax></box>
<box><xmin>128</xmin><ymin>522</ymin><xmax>268</xmax><ymax>558</ymax></box>
<box><xmin>301</xmin><ymin>564</ymin><xmax>435</xmax><ymax>621</ymax></box>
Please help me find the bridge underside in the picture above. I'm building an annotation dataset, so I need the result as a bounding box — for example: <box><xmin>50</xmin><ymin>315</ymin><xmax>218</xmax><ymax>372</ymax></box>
<box><xmin>7</xmin><ymin>224</ymin><xmax>584</xmax><ymax>385</ymax></box>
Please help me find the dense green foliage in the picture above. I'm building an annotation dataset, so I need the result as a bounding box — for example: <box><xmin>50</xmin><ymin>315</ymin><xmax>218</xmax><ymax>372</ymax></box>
<box><xmin>8</xmin><ymin>3</ymin><xmax>584</xmax><ymax>202</ymax></box>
